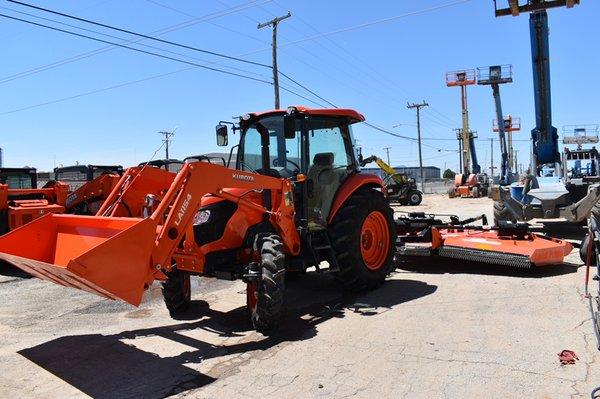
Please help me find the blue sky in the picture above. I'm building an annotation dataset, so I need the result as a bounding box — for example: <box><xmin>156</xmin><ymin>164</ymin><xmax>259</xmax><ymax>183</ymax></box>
<box><xmin>0</xmin><ymin>0</ymin><xmax>598</xmax><ymax>172</ymax></box>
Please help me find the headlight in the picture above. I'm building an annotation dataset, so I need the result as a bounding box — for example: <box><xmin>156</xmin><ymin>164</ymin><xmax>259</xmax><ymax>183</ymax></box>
<box><xmin>194</xmin><ymin>210</ymin><xmax>211</xmax><ymax>225</ymax></box>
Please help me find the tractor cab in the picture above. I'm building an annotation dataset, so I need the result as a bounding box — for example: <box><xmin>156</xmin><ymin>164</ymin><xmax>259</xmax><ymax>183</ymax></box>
<box><xmin>219</xmin><ymin>106</ymin><xmax>364</xmax><ymax>228</ymax></box>
<box><xmin>0</xmin><ymin>167</ymin><xmax>37</xmax><ymax>189</ymax></box>
<box><xmin>55</xmin><ymin>164</ymin><xmax>124</xmax><ymax>192</ymax></box>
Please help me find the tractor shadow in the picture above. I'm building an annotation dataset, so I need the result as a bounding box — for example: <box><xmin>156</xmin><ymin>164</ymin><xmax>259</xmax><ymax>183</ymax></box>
<box><xmin>397</xmin><ymin>256</ymin><xmax>581</xmax><ymax>278</ymax></box>
<box><xmin>18</xmin><ymin>275</ymin><xmax>436</xmax><ymax>399</ymax></box>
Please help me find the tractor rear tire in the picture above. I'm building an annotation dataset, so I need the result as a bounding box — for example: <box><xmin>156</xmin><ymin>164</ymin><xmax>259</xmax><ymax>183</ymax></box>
<box><xmin>247</xmin><ymin>233</ymin><xmax>285</xmax><ymax>333</ymax></box>
<box><xmin>162</xmin><ymin>268</ymin><xmax>191</xmax><ymax>315</ymax></box>
<box><xmin>408</xmin><ymin>190</ymin><xmax>422</xmax><ymax>206</ymax></box>
<box><xmin>330</xmin><ymin>188</ymin><xmax>396</xmax><ymax>291</ymax></box>
<box><xmin>581</xmin><ymin>202</ymin><xmax>600</xmax><ymax>264</ymax></box>
<box><xmin>580</xmin><ymin>234</ymin><xmax>597</xmax><ymax>265</ymax></box>
<box><xmin>493</xmin><ymin>200</ymin><xmax>517</xmax><ymax>225</ymax></box>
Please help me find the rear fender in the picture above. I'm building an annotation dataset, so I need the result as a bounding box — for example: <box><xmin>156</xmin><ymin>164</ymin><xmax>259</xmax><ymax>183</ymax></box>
<box><xmin>327</xmin><ymin>173</ymin><xmax>385</xmax><ymax>224</ymax></box>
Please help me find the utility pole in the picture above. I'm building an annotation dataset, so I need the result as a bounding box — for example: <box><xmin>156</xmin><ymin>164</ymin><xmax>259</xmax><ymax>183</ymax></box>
<box><xmin>407</xmin><ymin>101</ymin><xmax>429</xmax><ymax>191</ymax></box>
<box><xmin>257</xmin><ymin>11</ymin><xmax>291</xmax><ymax>109</ymax></box>
<box><xmin>490</xmin><ymin>138</ymin><xmax>495</xmax><ymax>178</ymax></box>
<box><xmin>158</xmin><ymin>130</ymin><xmax>175</xmax><ymax>159</ymax></box>
<box><xmin>454</xmin><ymin>128</ymin><xmax>463</xmax><ymax>173</ymax></box>
<box><xmin>383</xmin><ymin>147</ymin><xmax>391</xmax><ymax>165</ymax></box>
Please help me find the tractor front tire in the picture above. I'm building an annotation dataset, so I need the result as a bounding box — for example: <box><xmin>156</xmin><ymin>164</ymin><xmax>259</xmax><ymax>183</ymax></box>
<box><xmin>247</xmin><ymin>233</ymin><xmax>285</xmax><ymax>333</ymax></box>
<box><xmin>493</xmin><ymin>200</ymin><xmax>517</xmax><ymax>225</ymax></box>
<box><xmin>408</xmin><ymin>190</ymin><xmax>422</xmax><ymax>206</ymax></box>
<box><xmin>330</xmin><ymin>188</ymin><xmax>396</xmax><ymax>291</ymax></box>
<box><xmin>162</xmin><ymin>268</ymin><xmax>191</xmax><ymax>315</ymax></box>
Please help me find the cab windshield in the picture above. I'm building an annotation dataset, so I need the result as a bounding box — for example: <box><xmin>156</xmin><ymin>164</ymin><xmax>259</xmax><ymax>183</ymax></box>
<box><xmin>2</xmin><ymin>173</ymin><xmax>34</xmax><ymax>189</ymax></box>
<box><xmin>239</xmin><ymin>115</ymin><xmax>301</xmax><ymax>178</ymax></box>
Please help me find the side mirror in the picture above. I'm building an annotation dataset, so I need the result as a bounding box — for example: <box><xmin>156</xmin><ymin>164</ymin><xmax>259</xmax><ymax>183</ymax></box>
<box><xmin>283</xmin><ymin>114</ymin><xmax>296</xmax><ymax>139</ymax></box>
<box><xmin>216</xmin><ymin>124</ymin><xmax>228</xmax><ymax>146</ymax></box>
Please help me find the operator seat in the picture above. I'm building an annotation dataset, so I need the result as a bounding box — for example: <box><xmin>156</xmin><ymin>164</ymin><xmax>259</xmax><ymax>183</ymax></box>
<box><xmin>306</xmin><ymin>152</ymin><xmax>339</xmax><ymax>228</ymax></box>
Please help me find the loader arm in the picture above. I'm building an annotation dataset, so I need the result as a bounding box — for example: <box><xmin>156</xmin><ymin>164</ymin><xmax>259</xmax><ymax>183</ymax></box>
<box><xmin>65</xmin><ymin>173</ymin><xmax>121</xmax><ymax>212</ymax></box>
<box><xmin>149</xmin><ymin>161</ymin><xmax>300</xmax><ymax>271</ymax></box>
<box><xmin>361</xmin><ymin>155</ymin><xmax>403</xmax><ymax>184</ymax></box>
<box><xmin>0</xmin><ymin>162</ymin><xmax>300</xmax><ymax>306</ymax></box>
<box><xmin>96</xmin><ymin>166</ymin><xmax>177</xmax><ymax>218</ymax></box>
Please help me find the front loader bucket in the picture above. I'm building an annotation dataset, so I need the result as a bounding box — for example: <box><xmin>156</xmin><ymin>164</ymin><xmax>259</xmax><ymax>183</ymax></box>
<box><xmin>0</xmin><ymin>214</ymin><xmax>158</xmax><ymax>306</ymax></box>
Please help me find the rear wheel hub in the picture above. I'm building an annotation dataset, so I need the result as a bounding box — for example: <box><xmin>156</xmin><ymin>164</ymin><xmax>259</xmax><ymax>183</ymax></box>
<box><xmin>360</xmin><ymin>211</ymin><xmax>390</xmax><ymax>270</ymax></box>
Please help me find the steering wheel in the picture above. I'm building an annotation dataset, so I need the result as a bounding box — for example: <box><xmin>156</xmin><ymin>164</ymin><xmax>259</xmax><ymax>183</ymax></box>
<box><xmin>273</xmin><ymin>158</ymin><xmax>300</xmax><ymax>171</ymax></box>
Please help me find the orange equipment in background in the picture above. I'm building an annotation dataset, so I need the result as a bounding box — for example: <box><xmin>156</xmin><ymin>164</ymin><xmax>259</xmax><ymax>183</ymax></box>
<box><xmin>64</xmin><ymin>173</ymin><xmax>122</xmax><ymax>215</ymax></box>
<box><xmin>54</xmin><ymin>164</ymin><xmax>124</xmax><ymax>215</ymax></box>
<box><xmin>449</xmin><ymin>173</ymin><xmax>489</xmax><ymax>198</ymax></box>
<box><xmin>0</xmin><ymin>167</ymin><xmax>68</xmax><ymax>234</ymax></box>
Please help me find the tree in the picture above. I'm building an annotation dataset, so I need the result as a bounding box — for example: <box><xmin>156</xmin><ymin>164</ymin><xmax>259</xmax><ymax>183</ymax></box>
<box><xmin>443</xmin><ymin>169</ymin><xmax>456</xmax><ymax>179</ymax></box>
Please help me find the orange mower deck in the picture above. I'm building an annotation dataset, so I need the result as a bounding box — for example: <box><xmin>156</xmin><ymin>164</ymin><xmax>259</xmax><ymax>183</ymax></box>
<box><xmin>435</xmin><ymin>228</ymin><xmax>572</xmax><ymax>268</ymax></box>
<box><xmin>396</xmin><ymin>214</ymin><xmax>572</xmax><ymax>268</ymax></box>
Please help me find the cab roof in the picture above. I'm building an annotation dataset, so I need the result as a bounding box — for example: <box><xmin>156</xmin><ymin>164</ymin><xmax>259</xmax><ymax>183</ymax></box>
<box><xmin>248</xmin><ymin>105</ymin><xmax>365</xmax><ymax>123</ymax></box>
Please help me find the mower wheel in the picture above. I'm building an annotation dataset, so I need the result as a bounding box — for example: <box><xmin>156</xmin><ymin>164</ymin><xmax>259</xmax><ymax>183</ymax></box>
<box><xmin>161</xmin><ymin>268</ymin><xmax>191</xmax><ymax>315</ymax></box>
<box><xmin>248</xmin><ymin>233</ymin><xmax>285</xmax><ymax>333</ymax></box>
<box><xmin>330</xmin><ymin>187</ymin><xmax>396</xmax><ymax>291</ymax></box>
<box><xmin>408</xmin><ymin>190</ymin><xmax>422</xmax><ymax>206</ymax></box>
<box><xmin>493</xmin><ymin>200</ymin><xmax>516</xmax><ymax>225</ymax></box>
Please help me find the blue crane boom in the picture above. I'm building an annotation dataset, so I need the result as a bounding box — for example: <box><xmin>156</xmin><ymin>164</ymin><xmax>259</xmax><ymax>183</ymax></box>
<box><xmin>529</xmin><ymin>10</ymin><xmax>560</xmax><ymax>171</ymax></box>
<box><xmin>468</xmin><ymin>132</ymin><xmax>481</xmax><ymax>174</ymax></box>
<box><xmin>493</xmin><ymin>0</ymin><xmax>579</xmax><ymax>173</ymax></box>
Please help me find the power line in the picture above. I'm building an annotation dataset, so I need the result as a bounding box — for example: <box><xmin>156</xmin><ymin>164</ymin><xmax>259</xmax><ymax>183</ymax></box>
<box><xmin>0</xmin><ymin>13</ymin><xmax>273</xmax><ymax>85</ymax></box>
<box><xmin>278</xmin><ymin>71</ymin><xmax>337</xmax><ymax>107</ymax></box>
<box><xmin>8</xmin><ymin>0</ymin><xmax>272</xmax><ymax>69</ymax></box>
<box><xmin>3</xmin><ymin>1</ymin><xmax>461</xmax><ymax>156</ymax></box>
<box><xmin>0</xmin><ymin>66</ymin><xmax>322</xmax><ymax>117</ymax></box>
<box><xmin>0</xmin><ymin>67</ymin><xmax>195</xmax><ymax>116</ymax></box>
<box><xmin>269</xmin><ymin>0</ymin><xmax>462</xmax><ymax>126</ymax></box>
<box><xmin>275</xmin><ymin>0</ymin><xmax>471</xmax><ymax>50</ymax></box>
<box><xmin>0</xmin><ymin>0</ymin><xmax>270</xmax><ymax>85</ymax></box>
<box><xmin>5</xmin><ymin>0</ymin><xmax>460</xmax><ymax>132</ymax></box>
<box><xmin>0</xmin><ymin>6</ymin><xmax>270</xmax><ymax>80</ymax></box>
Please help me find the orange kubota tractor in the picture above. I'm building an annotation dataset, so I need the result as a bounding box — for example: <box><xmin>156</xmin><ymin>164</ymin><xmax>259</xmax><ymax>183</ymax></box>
<box><xmin>0</xmin><ymin>167</ymin><xmax>68</xmax><ymax>234</ymax></box>
<box><xmin>54</xmin><ymin>164</ymin><xmax>124</xmax><ymax>215</ymax></box>
<box><xmin>0</xmin><ymin>106</ymin><xmax>396</xmax><ymax>332</ymax></box>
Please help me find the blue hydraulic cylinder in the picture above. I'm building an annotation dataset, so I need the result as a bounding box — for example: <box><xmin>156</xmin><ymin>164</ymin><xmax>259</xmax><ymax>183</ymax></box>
<box><xmin>529</xmin><ymin>10</ymin><xmax>560</xmax><ymax>168</ymax></box>
<box><xmin>469</xmin><ymin>134</ymin><xmax>480</xmax><ymax>174</ymax></box>
<box><xmin>492</xmin><ymin>84</ymin><xmax>509</xmax><ymax>185</ymax></box>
